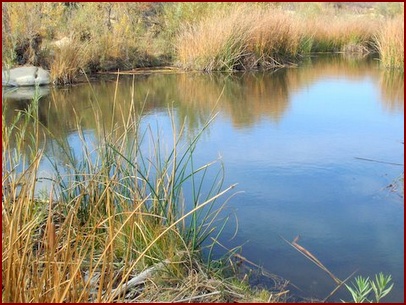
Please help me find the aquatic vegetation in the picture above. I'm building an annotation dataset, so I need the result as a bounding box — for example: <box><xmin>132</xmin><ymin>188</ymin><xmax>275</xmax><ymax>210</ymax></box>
<box><xmin>342</xmin><ymin>273</ymin><xmax>394</xmax><ymax>303</ymax></box>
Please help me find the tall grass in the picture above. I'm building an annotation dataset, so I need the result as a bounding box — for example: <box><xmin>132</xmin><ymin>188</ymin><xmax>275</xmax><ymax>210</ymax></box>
<box><xmin>2</xmin><ymin>82</ymin><xmax>246</xmax><ymax>302</ymax></box>
<box><xmin>2</xmin><ymin>3</ymin><xmax>164</xmax><ymax>83</ymax></box>
<box><xmin>375</xmin><ymin>14</ymin><xmax>404</xmax><ymax>70</ymax></box>
<box><xmin>174</xmin><ymin>4</ymin><xmax>384</xmax><ymax>71</ymax></box>
<box><xmin>50</xmin><ymin>36</ymin><xmax>92</xmax><ymax>84</ymax></box>
<box><xmin>176</xmin><ymin>6</ymin><xmax>248</xmax><ymax>71</ymax></box>
<box><xmin>308</xmin><ymin>16</ymin><xmax>378</xmax><ymax>53</ymax></box>
<box><xmin>175</xmin><ymin>5</ymin><xmax>305</xmax><ymax>71</ymax></box>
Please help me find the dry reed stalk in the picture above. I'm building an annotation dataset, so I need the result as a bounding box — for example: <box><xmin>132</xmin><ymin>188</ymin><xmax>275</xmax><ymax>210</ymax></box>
<box><xmin>282</xmin><ymin>235</ymin><xmax>342</xmax><ymax>285</ymax></box>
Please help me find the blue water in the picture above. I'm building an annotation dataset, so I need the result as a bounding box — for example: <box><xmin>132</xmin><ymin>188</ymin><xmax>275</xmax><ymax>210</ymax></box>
<box><xmin>137</xmin><ymin>61</ymin><xmax>404</xmax><ymax>302</ymax></box>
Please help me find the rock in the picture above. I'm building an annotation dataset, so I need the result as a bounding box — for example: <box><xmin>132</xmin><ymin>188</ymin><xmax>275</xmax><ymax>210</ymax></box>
<box><xmin>2</xmin><ymin>66</ymin><xmax>51</xmax><ymax>87</ymax></box>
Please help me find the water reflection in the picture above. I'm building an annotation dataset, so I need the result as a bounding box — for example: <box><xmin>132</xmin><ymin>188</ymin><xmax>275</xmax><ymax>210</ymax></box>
<box><xmin>2</xmin><ymin>86</ymin><xmax>51</xmax><ymax>100</ymax></box>
<box><xmin>3</xmin><ymin>55</ymin><xmax>403</xmax><ymax>152</ymax></box>
<box><xmin>379</xmin><ymin>70</ymin><xmax>404</xmax><ymax>112</ymax></box>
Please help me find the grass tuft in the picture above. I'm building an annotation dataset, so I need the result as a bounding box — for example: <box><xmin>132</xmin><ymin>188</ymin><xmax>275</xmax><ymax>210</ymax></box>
<box><xmin>374</xmin><ymin>14</ymin><xmax>404</xmax><ymax>70</ymax></box>
<box><xmin>175</xmin><ymin>5</ymin><xmax>303</xmax><ymax>71</ymax></box>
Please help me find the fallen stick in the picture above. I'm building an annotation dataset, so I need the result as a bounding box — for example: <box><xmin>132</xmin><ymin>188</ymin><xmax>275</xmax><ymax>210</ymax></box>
<box><xmin>354</xmin><ymin>157</ymin><xmax>403</xmax><ymax>166</ymax></box>
<box><xmin>173</xmin><ymin>291</ymin><xmax>221</xmax><ymax>303</ymax></box>
<box><xmin>105</xmin><ymin>259</ymin><xmax>170</xmax><ymax>301</ymax></box>
<box><xmin>322</xmin><ymin>269</ymin><xmax>358</xmax><ymax>302</ymax></box>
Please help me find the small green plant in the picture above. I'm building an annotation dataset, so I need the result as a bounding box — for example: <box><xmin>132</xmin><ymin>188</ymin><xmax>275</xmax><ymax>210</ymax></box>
<box><xmin>371</xmin><ymin>273</ymin><xmax>395</xmax><ymax>303</ymax></box>
<box><xmin>342</xmin><ymin>273</ymin><xmax>394</xmax><ymax>303</ymax></box>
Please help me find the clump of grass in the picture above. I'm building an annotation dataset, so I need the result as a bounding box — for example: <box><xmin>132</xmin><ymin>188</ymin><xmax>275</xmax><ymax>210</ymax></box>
<box><xmin>246</xmin><ymin>8</ymin><xmax>303</xmax><ymax>67</ymax></box>
<box><xmin>3</xmin><ymin>81</ymin><xmax>288</xmax><ymax>302</ymax></box>
<box><xmin>50</xmin><ymin>36</ymin><xmax>92</xmax><ymax>84</ymax></box>
<box><xmin>375</xmin><ymin>14</ymin><xmax>404</xmax><ymax>70</ymax></box>
<box><xmin>175</xmin><ymin>6</ymin><xmax>249</xmax><ymax>71</ymax></box>
<box><xmin>48</xmin><ymin>3</ymin><xmax>151</xmax><ymax>82</ymax></box>
<box><xmin>138</xmin><ymin>257</ymin><xmax>288</xmax><ymax>302</ymax></box>
<box><xmin>342</xmin><ymin>273</ymin><xmax>394</xmax><ymax>303</ymax></box>
<box><xmin>175</xmin><ymin>5</ymin><xmax>303</xmax><ymax>71</ymax></box>
<box><xmin>304</xmin><ymin>14</ymin><xmax>378</xmax><ymax>53</ymax></box>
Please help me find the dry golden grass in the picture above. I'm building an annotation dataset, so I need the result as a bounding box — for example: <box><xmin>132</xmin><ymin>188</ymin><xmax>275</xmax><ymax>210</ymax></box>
<box><xmin>308</xmin><ymin>15</ymin><xmax>378</xmax><ymax>53</ymax></box>
<box><xmin>175</xmin><ymin>4</ymin><xmax>384</xmax><ymax>71</ymax></box>
<box><xmin>375</xmin><ymin>14</ymin><xmax>404</xmax><ymax>69</ymax></box>
<box><xmin>50</xmin><ymin>37</ymin><xmax>92</xmax><ymax>84</ymax></box>
<box><xmin>137</xmin><ymin>259</ymin><xmax>289</xmax><ymax>302</ymax></box>
<box><xmin>246</xmin><ymin>9</ymin><xmax>304</xmax><ymax>65</ymax></box>
<box><xmin>176</xmin><ymin>5</ymin><xmax>249</xmax><ymax>71</ymax></box>
<box><xmin>175</xmin><ymin>5</ymin><xmax>305</xmax><ymax>71</ymax></box>
<box><xmin>1</xmin><ymin>182</ymin><xmax>188</xmax><ymax>302</ymax></box>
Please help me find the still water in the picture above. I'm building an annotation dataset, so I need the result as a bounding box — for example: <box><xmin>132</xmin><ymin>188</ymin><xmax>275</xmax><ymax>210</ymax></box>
<box><xmin>3</xmin><ymin>55</ymin><xmax>404</xmax><ymax>302</ymax></box>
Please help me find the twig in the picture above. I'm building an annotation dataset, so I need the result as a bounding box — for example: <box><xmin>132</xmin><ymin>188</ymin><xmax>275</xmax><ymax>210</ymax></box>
<box><xmin>322</xmin><ymin>269</ymin><xmax>358</xmax><ymax>302</ymax></box>
<box><xmin>354</xmin><ymin>157</ymin><xmax>403</xmax><ymax>166</ymax></box>
<box><xmin>105</xmin><ymin>259</ymin><xmax>170</xmax><ymax>301</ymax></box>
<box><xmin>173</xmin><ymin>291</ymin><xmax>221</xmax><ymax>303</ymax></box>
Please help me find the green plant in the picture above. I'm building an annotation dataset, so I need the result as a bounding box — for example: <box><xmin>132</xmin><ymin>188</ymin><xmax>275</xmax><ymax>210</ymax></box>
<box><xmin>342</xmin><ymin>273</ymin><xmax>394</xmax><ymax>303</ymax></box>
<box><xmin>371</xmin><ymin>273</ymin><xmax>395</xmax><ymax>303</ymax></box>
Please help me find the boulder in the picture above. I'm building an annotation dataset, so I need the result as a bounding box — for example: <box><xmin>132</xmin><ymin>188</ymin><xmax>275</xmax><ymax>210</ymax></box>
<box><xmin>2</xmin><ymin>66</ymin><xmax>51</xmax><ymax>87</ymax></box>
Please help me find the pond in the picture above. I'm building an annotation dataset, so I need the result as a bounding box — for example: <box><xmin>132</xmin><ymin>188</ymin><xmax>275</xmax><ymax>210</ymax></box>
<box><xmin>3</xmin><ymin>55</ymin><xmax>404</xmax><ymax>302</ymax></box>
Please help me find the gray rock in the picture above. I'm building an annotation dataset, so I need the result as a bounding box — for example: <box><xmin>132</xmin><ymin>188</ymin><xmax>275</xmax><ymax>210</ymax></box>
<box><xmin>2</xmin><ymin>66</ymin><xmax>51</xmax><ymax>87</ymax></box>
